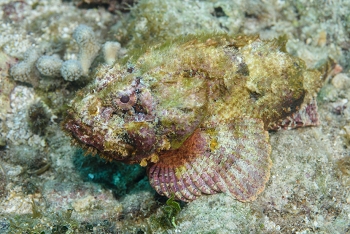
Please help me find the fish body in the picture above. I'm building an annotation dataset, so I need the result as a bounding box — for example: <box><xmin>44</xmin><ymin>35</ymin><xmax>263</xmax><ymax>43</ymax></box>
<box><xmin>64</xmin><ymin>35</ymin><xmax>324</xmax><ymax>201</ymax></box>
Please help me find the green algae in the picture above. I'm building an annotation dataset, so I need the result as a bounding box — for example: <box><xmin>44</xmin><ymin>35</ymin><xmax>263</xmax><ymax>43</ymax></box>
<box><xmin>163</xmin><ymin>194</ymin><xmax>181</xmax><ymax>228</ymax></box>
<box><xmin>148</xmin><ymin>194</ymin><xmax>182</xmax><ymax>230</ymax></box>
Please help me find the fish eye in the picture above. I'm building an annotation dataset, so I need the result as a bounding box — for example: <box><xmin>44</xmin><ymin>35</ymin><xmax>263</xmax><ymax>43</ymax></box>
<box><xmin>120</xmin><ymin>95</ymin><xmax>130</xmax><ymax>103</ymax></box>
<box><xmin>112</xmin><ymin>91</ymin><xmax>137</xmax><ymax>111</ymax></box>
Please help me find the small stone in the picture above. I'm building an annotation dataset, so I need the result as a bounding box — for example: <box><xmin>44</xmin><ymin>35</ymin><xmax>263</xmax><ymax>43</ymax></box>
<box><xmin>331</xmin><ymin>73</ymin><xmax>350</xmax><ymax>90</ymax></box>
<box><xmin>330</xmin><ymin>99</ymin><xmax>348</xmax><ymax>115</ymax></box>
<box><xmin>72</xmin><ymin>195</ymin><xmax>94</xmax><ymax>212</ymax></box>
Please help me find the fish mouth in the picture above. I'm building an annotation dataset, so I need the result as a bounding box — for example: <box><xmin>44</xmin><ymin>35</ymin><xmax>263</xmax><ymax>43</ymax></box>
<box><xmin>63</xmin><ymin>111</ymin><xmax>135</xmax><ymax>161</ymax></box>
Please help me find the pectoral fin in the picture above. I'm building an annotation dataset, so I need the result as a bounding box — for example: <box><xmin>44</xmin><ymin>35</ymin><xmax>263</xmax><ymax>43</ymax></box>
<box><xmin>148</xmin><ymin>117</ymin><xmax>272</xmax><ymax>202</ymax></box>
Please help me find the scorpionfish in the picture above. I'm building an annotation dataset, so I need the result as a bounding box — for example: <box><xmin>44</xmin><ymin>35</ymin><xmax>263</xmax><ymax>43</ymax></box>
<box><xmin>64</xmin><ymin>34</ymin><xmax>327</xmax><ymax>202</ymax></box>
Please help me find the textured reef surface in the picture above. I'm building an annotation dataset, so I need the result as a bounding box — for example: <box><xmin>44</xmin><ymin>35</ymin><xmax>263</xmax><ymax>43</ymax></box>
<box><xmin>1</xmin><ymin>0</ymin><xmax>350</xmax><ymax>233</ymax></box>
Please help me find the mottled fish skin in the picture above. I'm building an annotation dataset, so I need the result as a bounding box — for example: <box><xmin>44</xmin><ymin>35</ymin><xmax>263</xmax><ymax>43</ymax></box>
<box><xmin>64</xmin><ymin>34</ymin><xmax>325</xmax><ymax>202</ymax></box>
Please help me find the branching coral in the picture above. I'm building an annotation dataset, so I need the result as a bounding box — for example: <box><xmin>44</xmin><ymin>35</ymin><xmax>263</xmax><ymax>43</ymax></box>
<box><xmin>10</xmin><ymin>25</ymin><xmax>101</xmax><ymax>84</ymax></box>
<box><xmin>36</xmin><ymin>55</ymin><xmax>63</xmax><ymax>78</ymax></box>
<box><xmin>72</xmin><ymin>25</ymin><xmax>100</xmax><ymax>75</ymax></box>
<box><xmin>10</xmin><ymin>47</ymin><xmax>41</xmax><ymax>84</ymax></box>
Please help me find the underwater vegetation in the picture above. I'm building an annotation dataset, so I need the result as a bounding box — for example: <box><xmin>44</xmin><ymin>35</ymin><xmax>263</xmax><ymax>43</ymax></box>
<box><xmin>63</xmin><ymin>33</ymin><xmax>330</xmax><ymax>202</ymax></box>
<box><xmin>149</xmin><ymin>194</ymin><xmax>182</xmax><ymax>229</ymax></box>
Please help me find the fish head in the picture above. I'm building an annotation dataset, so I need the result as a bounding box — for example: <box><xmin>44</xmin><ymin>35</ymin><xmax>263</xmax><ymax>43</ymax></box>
<box><xmin>64</xmin><ymin>64</ymin><xmax>208</xmax><ymax>164</ymax></box>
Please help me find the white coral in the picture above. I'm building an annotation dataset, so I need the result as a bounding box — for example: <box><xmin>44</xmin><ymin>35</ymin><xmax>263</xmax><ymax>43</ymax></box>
<box><xmin>60</xmin><ymin>60</ymin><xmax>83</xmax><ymax>81</ymax></box>
<box><xmin>36</xmin><ymin>55</ymin><xmax>63</xmax><ymax>77</ymax></box>
<box><xmin>73</xmin><ymin>25</ymin><xmax>100</xmax><ymax>76</ymax></box>
<box><xmin>10</xmin><ymin>47</ymin><xmax>41</xmax><ymax>83</ymax></box>
<box><xmin>103</xmin><ymin>41</ymin><xmax>121</xmax><ymax>65</ymax></box>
